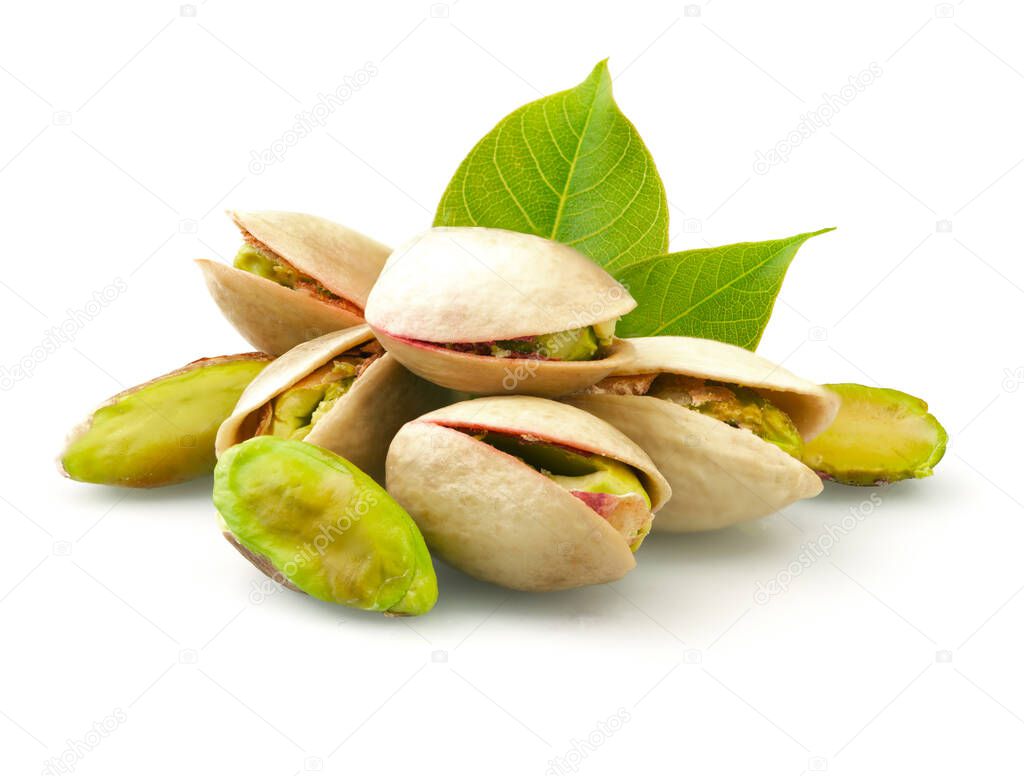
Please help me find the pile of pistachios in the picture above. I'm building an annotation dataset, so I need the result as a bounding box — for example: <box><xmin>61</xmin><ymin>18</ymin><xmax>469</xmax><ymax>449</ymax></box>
<box><xmin>59</xmin><ymin>209</ymin><xmax>947</xmax><ymax>616</ymax></box>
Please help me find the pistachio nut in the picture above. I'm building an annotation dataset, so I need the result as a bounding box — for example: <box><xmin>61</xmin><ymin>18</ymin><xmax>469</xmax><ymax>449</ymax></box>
<box><xmin>216</xmin><ymin>324</ymin><xmax>451</xmax><ymax>483</ymax></box>
<box><xmin>214</xmin><ymin>437</ymin><xmax>437</xmax><ymax>615</ymax></box>
<box><xmin>385</xmin><ymin>396</ymin><xmax>671</xmax><ymax>591</ymax></box>
<box><xmin>61</xmin><ymin>353</ymin><xmax>271</xmax><ymax>488</ymax></box>
<box><xmin>566</xmin><ymin>336</ymin><xmax>840</xmax><ymax>532</ymax></box>
<box><xmin>364</xmin><ymin>227</ymin><xmax>637</xmax><ymax>397</ymax></box>
<box><xmin>196</xmin><ymin>210</ymin><xmax>390</xmax><ymax>355</ymax></box>
<box><xmin>800</xmin><ymin>383</ymin><xmax>947</xmax><ymax>485</ymax></box>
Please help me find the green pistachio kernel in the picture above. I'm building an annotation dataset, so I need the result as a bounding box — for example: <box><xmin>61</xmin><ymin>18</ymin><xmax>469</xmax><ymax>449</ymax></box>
<box><xmin>62</xmin><ymin>354</ymin><xmax>269</xmax><ymax>488</ymax></box>
<box><xmin>233</xmin><ymin>244</ymin><xmax>339</xmax><ymax>300</ymax></box>
<box><xmin>497</xmin><ymin>327</ymin><xmax>600</xmax><ymax>361</ymax></box>
<box><xmin>800</xmin><ymin>383</ymin><xmax>947</xmax><ymax>486</ymax></box>
<box><xmin>473</xmin><ymin>431</ymin><xmax>651</xmax><ymax>550</ymax></box>
<box><xmin>650</xmin><ymin>375</ymin><xmax>804</xmax><ymax>458</ymax></box>
<box><xmin>214</xmin><ymin>437</ymin><xmax>437</xmax><ymax>615</ymax></box>
<box><xmin>268</xmin><ymin>361</ymin><xmax>358</xmax><ymax>440</ymax></box>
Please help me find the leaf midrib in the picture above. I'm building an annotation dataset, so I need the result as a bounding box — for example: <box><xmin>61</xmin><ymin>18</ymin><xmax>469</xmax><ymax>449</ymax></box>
<box><xmin>647</xmin><ymin>239</ymin><xmax>804</xmax><ymax>335</ymax></box>
<box><xmin>549</xmin><ymin>83</ymin><xmax>601</xmax><ymax>240</ymax></box>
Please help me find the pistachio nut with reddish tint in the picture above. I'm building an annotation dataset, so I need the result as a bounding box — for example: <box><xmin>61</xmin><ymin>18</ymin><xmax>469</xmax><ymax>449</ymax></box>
<box><xmin>800</xmin><ymin>383</ymin><xmax>947</xmax><ymax>486</ymax></box>
<box><xmin>566</xmin><ymin>336</ymin><xmax>840</xmax><ymax>532</ymax></box>
<box><xmin>214</xmin><ymin>437</ymin><xmax>437</xmax><ymax>615</ymax></box>
<box><xmin>216</xmin><ymin>325</ymin><xmax>451</xmax><ymax>483</ymax></box>
<box><xmin>385</xmin><ymin>396</ymin><xmax>670</xmax><ymax>592</ymax></box>
<box><xmin>61</xmin><ymin>353</ymin><xmax>271</xmax><ymax>488</ymax></box>
<box><xmin>197</xmin><ymin>210</ymin><xmax>390</xmax><ymax>355</ymax></box>
<box><xmin>364</xmin><ymin>227</ymin><xmax>637</xmax><ymax>397</ymax></box>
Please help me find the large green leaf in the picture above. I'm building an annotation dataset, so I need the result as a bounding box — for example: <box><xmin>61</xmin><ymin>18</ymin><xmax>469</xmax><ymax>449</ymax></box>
<box><xmin>434</xmin><ymin>60</ymin><xmax>668</xmax><ymax>269</ymax></box>
<box><xmin>615</xmin><ymin>229</ymin><xmax>834</xmax><ymax>349</ymax></box>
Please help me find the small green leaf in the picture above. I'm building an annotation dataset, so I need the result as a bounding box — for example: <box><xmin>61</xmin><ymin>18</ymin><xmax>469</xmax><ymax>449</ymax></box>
<box><xmin>434</xmin><ymin>60</ymin><xmax>669</xmax><ymax>269</ymax></box>
<box><xmin>615</xmin><ymin>228</ymin><xmax>834</xmax><ymax>349</ymax></box>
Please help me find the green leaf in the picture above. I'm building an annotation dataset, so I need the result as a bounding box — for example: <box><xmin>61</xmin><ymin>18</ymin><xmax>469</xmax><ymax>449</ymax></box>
<box><xmin>434</xmin><ymin>60</ymin><xmax>669</xmax><ymax>269</ymax></box>
<box><xmin>615</xmin><ymin>228</ymin><xmax>835</xmax><ymax>349</ymax></box>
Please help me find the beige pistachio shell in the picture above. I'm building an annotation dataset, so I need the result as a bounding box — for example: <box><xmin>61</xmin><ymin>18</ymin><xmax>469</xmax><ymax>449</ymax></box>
<box><xmin>231</xmin><ymin>211</ymin><xmax>388</xmax><ymax>305</ymax></box>
<box><xmin>566</xmin><ymin>393</ymin><xmax>823</xmax><ymax>533</ymax></box>
<box><xmin>611</xmin><ymin>336</ymin><xmax>840</xmax><ymax>440</ymax></box>
<box><xmin>216</xmin><ymin>325</ymin><xmax>451</xmax><ymax>483</ymax></box>
<box><xmin>365</xmin><ymin>227</ymin><xmax>636</xmax><ymax>341</ymax></box>
<box><xmin>373</xmin><ymin>331</ymin><xmax>636</xmax><ymax>398</ymax></box>
<box><xmin>364</xmin><ymin>227</ymin><xmax>637</xmax><ymax>395</ymax></box>
<box><xmin>385</xmin><ymin>396</ymin><xmax>670</xmax><ymax>591</ymax></box>
<box><xmin>197</xmin><ymin>211</ymin><xmax>390</xmax><ymax>356</ymax></box>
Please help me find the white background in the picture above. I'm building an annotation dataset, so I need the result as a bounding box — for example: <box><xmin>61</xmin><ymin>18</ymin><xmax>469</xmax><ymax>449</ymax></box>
<box><xmin>2</xmin><ymin>0</ymin><xmax>1021</xmax><ymax>773</ymax></box>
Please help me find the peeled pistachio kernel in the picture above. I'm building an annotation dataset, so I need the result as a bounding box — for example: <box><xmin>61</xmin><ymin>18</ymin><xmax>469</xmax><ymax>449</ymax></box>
<box><xmin>800</xmin><ymin>383</ymin><xmax>947</xmax><ymax>486</ymax></box>
<box><xmin>365</xmin><ymin>227</ymin><xmax>637</xmax><ymax>397</ymax></box>
<box><xmin>61</xmin><ymin>354</ymin><xmax>270</xmax><ymax>488</ymax></box>
<box><xmin>214</xmin><ymin>437</ymin><xmax>437</xmax><ymax>615</ymax></box>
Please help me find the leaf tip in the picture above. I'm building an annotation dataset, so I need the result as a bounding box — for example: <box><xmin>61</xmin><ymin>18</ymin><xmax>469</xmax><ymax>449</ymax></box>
<box><xmin>586</xmin><ymin>58</ymin><xmax>613</xmax><ymax>86</ymax></box>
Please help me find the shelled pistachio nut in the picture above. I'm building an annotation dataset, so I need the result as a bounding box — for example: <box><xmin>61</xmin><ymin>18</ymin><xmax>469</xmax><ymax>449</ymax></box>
<box><xmin>566</xmin><ymin>336</ymin><xmax>840</xmax><ymax>532</ymax></box>
<box><xmin>800</xmin><ymin>383</ymin><xmax>947</xmax><ymax>485</ymax></box>
<box><xmin>386</xmin><ymin>396</ymin><xmax>670</xmax><ymax>591</ymax></box>
<box><xmin>197</xmin><ymin>210</ymin><xmax>390</xmax><ymax>355</ymax></box>
<box><xmin>214</xmin><ymin>437</ymin><xmax>436</xmax><ymax>615</ymax></box>
<box><xmin>61</xmin><ymin>353</ymin><xmax>271</xmax><ymax>488</ymax></box>
<box><xmin>216</xmin><ymin>325</ymin><xmax>451</xmax><ymax>483</ymax></box>
<box><xmin>364</xmin><ymin>227</ymin><xmax>637</xmax><ymax>397</ymax></box>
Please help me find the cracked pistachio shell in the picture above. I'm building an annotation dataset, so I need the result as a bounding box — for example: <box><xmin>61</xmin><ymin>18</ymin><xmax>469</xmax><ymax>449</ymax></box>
<box><xmin>216</xmin><ymin>325</ymin><xmax>452</xmax><ymax>483</ymax></box>
<box><xmin>385</xmin><ymin>396</ymin><xmax>670</xmax><ymax>591</ymax></box>
<box><xmin>613</xmin><ymin>337</ymin><xmax>841</xmax><ymax>440</ymax></box>
<box><xmin>197</xmin><ymin>211</ymin><xmax>390</xmax><ymax>355</ymax></box>
<box><xmin>365</xmin><ymin>227</ymin><xmax>637</xmax><ymax>397</ymax></box>
<box><xmin>564</xmin><ymin>336</ymin><xmax>838</xmax><ymax>532</ymax></box>
<box><xmin>61</xmin><ymin>353</ymin><xmax>271</xmax><ymax>488</ymax></box>
<box><xmin>214</xmin><ymin>437</ymin><xmax>436</xmax><ymax>615</ymax></box>
<box><xmin>566</xmin><ymin>393</ymin><xmax>823</xmax><ymax>532</ymax></box>
<box><xmin>800</xmin><ymin>383</ymin><xmax>947</xmax><ymax>485</ymax></box>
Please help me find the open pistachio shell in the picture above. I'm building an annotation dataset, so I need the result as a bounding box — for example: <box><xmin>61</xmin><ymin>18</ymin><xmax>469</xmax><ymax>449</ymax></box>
<box><xmin>61</xmin><ymin>353</ymin><xmax>271</xmax><ymax>488</ymax></box>
<box><xmin>564</xmin><ymin>336</ymin><xmax>837</xmax><ymax>532</ymax></box>
<box><xmin>613</xmin><ymin>337</ymin><xmax>840</xmax><ymax>440</ymax></box>
<box><xmin>214</xmin><ymin>437</ymin><xmax>437</xmax><ymax>615</ymax></box>
<box><xmin>385</xmin><ymin>396</ymin><xmax>670</xmax><ymax>591</ymax></box>
<box><xmin>216</xmin><ymin>325</ymin><xmax>451</xmax><ymax>483</ymax></box>
<box><xmin>566</xmin><ymin>393</ymin><xmax>823</xmax><ymax>532</ymax></box>
<box><xmin>197</xmin><ymin>211</ymin><xmax>390</xmax><ymax>355</ymax></box>
<box><xmin>800</xmin><ymin>383</ymin><xmax>947</xmax><ymax>485</ymax></box>
<box><xmin>365</xmin><ymin>227</ymin><xmax>638</xmax><ymax>397</ymax></box>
